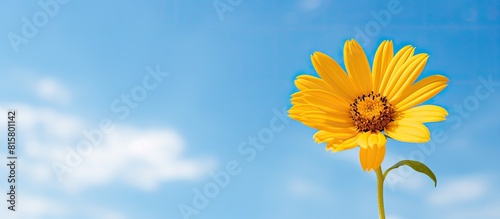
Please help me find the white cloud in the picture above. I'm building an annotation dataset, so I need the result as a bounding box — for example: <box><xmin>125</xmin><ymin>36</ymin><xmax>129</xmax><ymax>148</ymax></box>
<box><xmin>388</xmin><ymin>172</ymin><xmax>428</xmax><ymax>192</ymax></box>
<box><xmin>5</xmin><ymin>195</ymin><xmax>67</xmax><ymax>219</ymax></box>
<box><xmin>287</xmin><ymin>177</ymin><xmax>325</xmax><ymax>199</ymax></box>
<box><xmin>0</xmin><ymin>103</ymin><xmax>215</xmax><ymax>191</ymax></box>
<box><xmin>332</xmin><ymin>147</ymin><xmax>359</xmax><ymax>166</ymax></box>
<box><xmin>447</xmin><ymin>94</ymin><xmax>500</xmax><ymax>150</ymax></box>
<box><xmin>2</xmin><ymin>194</ymin><xmax>130</xmax><ymax>219</ymax></box>
<box><xmin>86</xmin><ymin>206</ymin><xmax>128</xmax><ymax>219</ymax></box>
<box><xmin>437</xmin><ymin>201</ymin><xmax>500</xmax><ymax>219</ymax></box>
<box><xmin>61</xmin><ymin>126</ymin><xmax>216</xmax><ymax>191</ymax></box>
<box><xmin>33</xmin><ymin>107</ymin><xmax>80</xmax><ymax>138</ymax></box>
<box><xmin>1</xmin><ymin>71</ymin><xmax>71</xmax><ymax>104</ymax></box>
<box><xmin>0</xmin><ymin>102</ymin><xmax>216</xmax><ymax>218</ymax></box>
<box><xmin>0</xmin><ymin>104</ymin><xmax>82</xmax><ymax>165</ymax></box>
<box><xmin>5</xmin><ymin>104</ymin><xmax>82</xmax><ymax>139</ymax></box>
<box><xmin>35</xmin><ymin>78</ymin><xmax>71</xmax><ymax>104</ymax></box>
<box><xmin>298</xmin><ymin>0</ymin><xmax>322</xmax><ymax>11</ymax></box>
<box><xmin>428</xmin><ymin>175</ymin><xmax>488</xmax><ymax>206</ymax></box>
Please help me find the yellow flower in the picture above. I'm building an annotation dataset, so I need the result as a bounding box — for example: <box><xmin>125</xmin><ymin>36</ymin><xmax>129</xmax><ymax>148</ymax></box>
<box><xmin>289</xmin><ymin>39</ymin><xmax>449</xmax><ymax>171</ymax></box>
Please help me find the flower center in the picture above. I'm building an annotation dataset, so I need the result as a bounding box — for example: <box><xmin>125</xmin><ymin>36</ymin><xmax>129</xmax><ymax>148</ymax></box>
<box><xmin>349</xmin><ymin>91</ymin><xmax>395</xmax><ymax>132</ymax></box>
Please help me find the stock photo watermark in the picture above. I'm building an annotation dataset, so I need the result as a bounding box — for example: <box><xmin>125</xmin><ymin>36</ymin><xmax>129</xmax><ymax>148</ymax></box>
<box><xmin>5</xmin><ymin>111</ymin><xmax>18</xmax><ymax>212</ymax></box>
<box><xmin>385</xmin><ymin>74</ymin><xmax>500</xmax><ymax>189</ymax></box>
<box><xmin>7</xmin><ymin>0</ymin><xmax>71</xmax><ymax>54</ymax></box>
<box><xmin>354</xmin><ymin>0</ymin><xmax>410</xmax><ymax>47</ymax></box>
<box><xmin>213</xmin><ymin>0</ymin><xmax>243</xmax><ymax>21</ymax></box>
<box><xmin>51</xmin><ymin>65</ymin><xmax>169</xmax><ymax>182</ymax></box>
<box><xmin>178</xmin><ymin>107</ymin><xmax>289</xmax><ymax>219</ymax></box>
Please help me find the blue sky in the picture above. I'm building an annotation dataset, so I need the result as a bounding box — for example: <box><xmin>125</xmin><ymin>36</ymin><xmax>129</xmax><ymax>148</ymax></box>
<box><xmin>0</xmin><ymin>0</ymin><xmax>499</xmax><ymax>218</ymax></box>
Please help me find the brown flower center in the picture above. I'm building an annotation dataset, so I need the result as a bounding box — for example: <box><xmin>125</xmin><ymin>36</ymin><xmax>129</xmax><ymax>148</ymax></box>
<box><xmin>349</xmin><ymin>91</ymin><xmax>395</xmax><ymax>132</ymax></box>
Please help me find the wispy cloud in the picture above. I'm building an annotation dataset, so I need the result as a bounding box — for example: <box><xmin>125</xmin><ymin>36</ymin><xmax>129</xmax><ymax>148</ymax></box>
<box><xmin>447</xmin><ymin>94</ymin><xmax>500</xmax><ymax>150</ymax></box>
<box><xmin>10</xmin><ymin>195</ymin><xmax>67</xmax><ymax>219</ymax></box>
<box><xmin>1</xmin><ymin>103</ymin><xmax>216</xmax><ymax>191</ymax></box>
<box><xmin>35</xmin><ymin>78</ymin><xmax>71</xmax><ymax>105</ymax></box>
<box><xmin>298</xmin><ymin>0</ymin><xmax>322</xmax><ymax>11</ymax></box>
<box><xmin>62</xmin><ymin>125</ymin><xmax>216</xmax><ymax>191</ymax></box>
<box><xmin>4</xmin><ymin>194</ymin><xmax>132</xmax><ymax>219</ymax></box>
<box><xmin>0</xmin><ymin>102</ymin><xmax>217</xmax><ymax>219</ymax></box>
<box><xmin>287</xmin><ymin>177</ymin><xmax>326</xmax><ymax>199</ymax></box>
<box><xmin>428</xmin><ymin>175</ymin><xmax>488</xmax><ymax>206</ymax></box>
<box><xmin>86</xmin><ymin>206</ymin><xmax>128</xmax><ymax>219</ymax></box>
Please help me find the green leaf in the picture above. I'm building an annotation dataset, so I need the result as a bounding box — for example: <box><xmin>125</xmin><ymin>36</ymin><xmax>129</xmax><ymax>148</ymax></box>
<box><xmin>383</xmin><ymin>160</ymin><xmax>437</xmax><ymax>187</ymax></box>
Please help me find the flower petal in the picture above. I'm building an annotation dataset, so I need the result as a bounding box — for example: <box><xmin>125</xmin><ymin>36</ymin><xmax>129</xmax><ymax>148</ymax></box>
<box><xmin>394</xmin><ymin>75</ymin><xmax>449</xmax><ymax>111</ymax></box>
<box><xmin>315</xmin><ymin>130</ymin><xmax>359</xmax><ymax>144</ymax></box>
<box><xmin>311</xmin><ymin>52</ymin><xmax>358</xmax><ymax>101</ymax></box>
<box><xmin>294</xmin><ymin>75</ymin><xmax>330</xmax><ymax>91</ymax></box>
<box><xmin>372</xmin><ymin>40</ymin><xmax>394</xmax><ymax>93</ymax></box>
<box><xmin>395</xmin><ymin>105</ymin><xmax>448</xmax><ymax>123</ymax></box>
<box><xmin>359</xmin><ymin>132</ymin><xmax>386</xmax><ymax>171</ymax></box>
<box><xmin>386</xmin><ymin>120</ymin><xmax>430</xmax><ymax>143</ymax></box>
<box><xmin>379</xmin><ymin>45</ymin><xmax>414</xmax><ymax>97</ymax></box>
<box><xmin>359</xmin><ymin>146</ymin><xmax>386</xmax><ymax>172</ymax></box>
<box><xmin>344</xmin><ymin>39</ymin><xmax>373</xmax><ymax>95</ymax></box>
<box><xmin>290</xmin><ymin>92</ymin><xmax>307</xmax><ymax>105</ymax></box>
<box><xmin>295</xmin><ymin>119</ymin><xmax>357</xmax><ymax>137</ymax></box>
<box><xmin>290</xmin><ymin>105</ymin><xmax>358</xmax><ymax>137</ymax></box>
<box><xmin>314</xmin><ymin>130</ymin><xmax>337</xmax><ymax>143</ymax></box>
<box><xmin>326</xmin><ymin>133</ymin><xmax>361</xmax><ymax>152</ymax></box>
<box><xmin>311</xmin><ymin>127</ymin><xmax>357</xmax><ymax>139</ymax></box>
<box><xmin>293</xmin><ymin>89</ymin><xmax>350</xmax><ymax>111</ymax></box>
<box><xmin>357</xmin><ymin>132</ymin><xmax>371</xmax><ymax>149</ymax></box>
<box><xmin>300</xmin><ymin>111</ymin><xmax>354</xmax><ymax>128</ymax></box>
<box><xmin>387</xmin><ymin>53</ymin><xmax>429</xmax><ymax>101</ymax></box>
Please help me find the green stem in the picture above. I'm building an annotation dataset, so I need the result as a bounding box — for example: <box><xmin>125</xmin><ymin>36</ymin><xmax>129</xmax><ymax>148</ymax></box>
<box><xmin>375</xmin><ymin>167</ymin><xmax>386</xmax><ymax>219</ymax></box>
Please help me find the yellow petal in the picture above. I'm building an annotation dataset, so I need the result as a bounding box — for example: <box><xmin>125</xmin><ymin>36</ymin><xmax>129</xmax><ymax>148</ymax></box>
<box><xmin>288</xmin><ymin>113</ymin><xmax>302</xmax><ymax>121</ymax></box>
<box><xmin>315</xmin><ymin>130</ymin><xmax>358</xmax><ymax>143</ymax></box>
<box><xmin>311</xmin><ymin>52</ymin><xmax>358</xmax><ymax>101</ymax></box>
<box><xmin>387</xmin><ymin>53</ymin><xmax>429</xmax><ymax>101</ymax></box>
<box><xmin>357</xmin><ymin>131</ymin><xmax>386</xmax><ymax>149</ymax></box>
<box><xmin>373</xmin><ymin>133</ymin><xmax>387</xmax><ymax>170</ymax></box>
<box><xmin>371</xmin><ymin>131</ymin><xmax>387</xmax><ymax>149</ymax></box>
<box><xmin>300</xmin><ymin>111</ymin><xmax>354</xmax><ymax>128</ymax></box>
<box><xmin>319</xmin><ymin>131</ymin><xmax>358</xmax><ymax>142</ymax></box>
<box><xmin>359</xmin><ymin>132</ymin><xmax>386</xmax><ymax>171</ymax></box>
<box><xmin>290</xmin><ymin>107</ymin><xmax>358</xmax><ymax>137</ymax></box>
<box><xmin>327</xmin><ymin>133</ymin><xmax>361</xmax><ymax>152</ymax></box>
<box><xmin>305</xmin><ymin>124</ymin><xmax>358</xmax><ymax>139</ymax></box>
<box><xmin>314</xmin><ymin>130</ymin><xmax>337</xmax><ymax>143</ymax></box>
<box><xmin>394</xmin><ymin>75</ymin><xmax>449</xmax><ymax>111</ymax></box>
<box><xmin>289</xmin><ymin>102</ymin><xmax>345</xmax><ymax>118</ymax></box>
<box><xmin>357</xmin><ymin>131</ymin><xmax>371</xmax><ymax>149</ymax></box>
<box><xmin>379</xmin><ymin>45</ymin><xmax>414</xmax><ymax>96</ymax></box>
<box><xmin>395</xmin><ymin>105</ymin><xmax>448</xmax><ymax>123</ymax></box>
<box><xmin>294</xmin><ymin>75</ymin><xmax>330</xmax><ymax>91</ymax></box>
<box><xmin>293</xmin><ymin>96</ymin><xmax>346</xmax><ymax>114</ymax></box>
<box><xmin>359</xmin><ymin>146</ymin><xmax>386</xmax><ymax>172</ymax></box>
<box><xmin>288</xmin><ymin>104</ymin><xmax>314</xmax><ymax>114</ymax></box>
<box><xmin>296</xmin><ymin>89</ymin><xmax>350</xmax><ymax>111</ymax></box>
<box><xmin>372</xmin><ymin>40</ymin><xmax>394</xmax><ymax>93</ymax></box>
<box><xmin>290</xmin><ymin>96</ymin><xmax>308</xmax><ymax>106</ymax></box>
<box><xmin>289</xmin><ymin>105</ymin><xmax>318</xmax><ymax>122</ymax></box>
<box><xmin>293</xmin><ymin>116</ymin><xmax>350</xmax><ymax>133</ymax></box>
<box><xmin>344</xmin><ymin>39</ymin><xmax>373</xmax><ymax>95</ymax></box>
<box><xmin>385</xmin><ymin>120</ymin><xmax>430</xmax><ymax>143</ymax></box>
